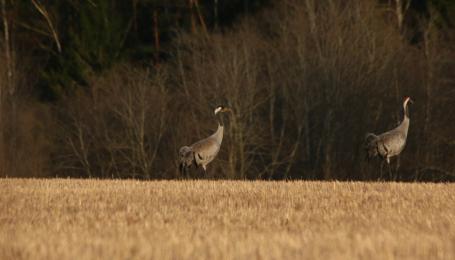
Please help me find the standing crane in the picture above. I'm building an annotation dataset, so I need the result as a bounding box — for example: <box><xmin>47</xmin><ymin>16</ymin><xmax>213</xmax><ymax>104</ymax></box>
<box><xmin>179</xmin><ymin>105</ymin><xmax>231</xmax><ymax>176</ymax></box>
<box><xmin>365</xmin><ymin>96</ymin><xmax>413</xmax><ymax>178</ymax></box>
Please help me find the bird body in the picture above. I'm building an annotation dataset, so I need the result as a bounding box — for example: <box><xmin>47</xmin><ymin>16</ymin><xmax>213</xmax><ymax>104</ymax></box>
<box><xmin>365</xmin><ymin>97</ymin><xmax>412</xmax><ymax>164</ymax></box>
<box><xmin>179</xmin><ymin>106</ymin><xmax>231</xmax><ymax>175</ymax></box>
<box><xmin>190</xmin><ymin>124</ymin><xmax>223</xmax><ymax>170</ymax></box>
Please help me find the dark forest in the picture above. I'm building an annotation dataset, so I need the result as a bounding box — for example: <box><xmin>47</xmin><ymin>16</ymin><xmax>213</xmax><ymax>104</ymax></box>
<box><xmin>0</xmin><ymin>0</ymin><xmax>454</xmax><ymax>180</ymax></box>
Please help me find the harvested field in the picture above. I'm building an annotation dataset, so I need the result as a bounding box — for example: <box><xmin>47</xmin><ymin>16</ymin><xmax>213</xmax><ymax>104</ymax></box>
<box><xmin>0</xmin><ymin>179</ymin><xmax>454</xmax><ymax>259</ymax></box>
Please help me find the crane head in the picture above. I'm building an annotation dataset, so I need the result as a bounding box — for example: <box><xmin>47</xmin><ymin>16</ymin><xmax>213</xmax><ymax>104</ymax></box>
<box><xmin>403</xmin><ymin>96</ymin><xmax>413</xmax><ymax>106</ymax></box>
<box><xmin>214</xmin><ymin>105</ymin><xmax>232</xmax><ymax>115</ymax></box>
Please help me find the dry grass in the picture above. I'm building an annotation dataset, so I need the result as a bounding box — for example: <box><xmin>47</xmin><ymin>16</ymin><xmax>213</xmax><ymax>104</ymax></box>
<box><xmin>0</xmin><ymin>179</ymin><xmax>454</xmax><ymax>259</ymax></box>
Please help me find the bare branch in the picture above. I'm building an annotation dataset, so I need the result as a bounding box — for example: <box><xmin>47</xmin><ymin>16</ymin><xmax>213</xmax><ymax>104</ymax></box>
<box><xmin>31</xmin><ymin>0</ymin><xmax>62</xmax><ymax>53</ymax></box>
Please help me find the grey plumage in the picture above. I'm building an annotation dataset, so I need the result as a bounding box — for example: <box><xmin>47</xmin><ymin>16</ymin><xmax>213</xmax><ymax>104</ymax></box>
<box><xmin>365</xmin><ymin>97</ymin><xmax>412</xmax><ymax>164</ymax></box>
<box><xmin>179</xmin><ymin>106</ymin><xmax>231</xmax><ymax>175</ymax></box>
<box><xmin>179</xmin><ymin>146</ymin><xmax>196</xmax><ymax>174</ymax></box>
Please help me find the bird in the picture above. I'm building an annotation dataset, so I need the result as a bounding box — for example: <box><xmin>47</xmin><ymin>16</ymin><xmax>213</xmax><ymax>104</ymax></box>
<box><xmin>365</xmin><ymin>96</ymin><xmax>413</xmax><ymax>177</ymax></box>
<box><xmin>179</xmin><ymin>105</ymin><xmax>232</xmax><ymax>176</ymax></box>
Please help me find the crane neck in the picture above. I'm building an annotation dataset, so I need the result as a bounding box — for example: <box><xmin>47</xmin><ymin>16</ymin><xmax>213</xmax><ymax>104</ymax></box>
<box><xmin>400</xmin><ymin>115</ymin><xmax>410</xmax><ymax>136</ymax></box>
<box><xmin>399</xmin><ymin>102</ymin><xmax>410</xmax><ymax>135</ymax></box>
<box><xmin>403</xmin><ymin>101</ymin><xmax>410</xmax><ymax>119</ymax></box>
<box><xmin>213</xmin><ymin>112</ymin><xmax>225</xmax><ymax>146</ymax></box>
<box><xmin>216</xmin><ymin>112</ymin><xmax>225</xmax><ymax>127</ymax></box>
<box><xmin>213</xmin><ymin>121</ymin><xmax>224</xmax><ymax>146</ymax></box>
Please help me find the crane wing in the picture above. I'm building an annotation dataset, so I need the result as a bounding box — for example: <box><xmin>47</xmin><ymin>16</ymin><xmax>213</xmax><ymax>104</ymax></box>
<box><xmin>191</xmin><ymin>138</ymin><xmax>221</xmax><ymax>166</ymax></box>
<box><xmin>378</xmin><ymin>130</ymin><xmax>407</xmax><ymax>157</ymax></box>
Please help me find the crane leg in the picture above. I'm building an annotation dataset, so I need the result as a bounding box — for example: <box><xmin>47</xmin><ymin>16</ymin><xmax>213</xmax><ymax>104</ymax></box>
<box><xmin>182</xmin><ymin>165</ymin><xmax>188</xmax><ymax>179</ymax></box>
<box><xmin>386</xmin><ymin>157</ymin><xmax>397</xmax><ymax>181</ymax></box>
<box><xmin>179</xmin><ymin>163</ymin><xmax>188</xmax><ymax>179</ymax></box>
<box><xmin>387</xmin><ymin>161</ymin><xmax>393</xmax><ymax>181</ymax></box>
<box><xmin>202</xmin><ymin>165</ymin><xmax>207</xmax><ymax>177</ymax></box>
<box><xmin>395</xmin><ymin>156</ymin><xmax>400</xmax><ymax>181</ymax></box>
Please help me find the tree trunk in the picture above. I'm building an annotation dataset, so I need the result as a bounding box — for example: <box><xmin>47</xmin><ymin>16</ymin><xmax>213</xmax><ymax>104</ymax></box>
<box><xmin>1</xmin><ymin>0</ymin><xmax>12</xmax><ymax>176</ymax></box>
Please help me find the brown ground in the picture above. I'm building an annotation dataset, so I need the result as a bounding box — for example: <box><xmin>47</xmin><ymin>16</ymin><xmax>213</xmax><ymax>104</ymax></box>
<box><xmin>0</xmin><ymin>179</ymin><xmax>454</xmax><ymax>260</ymax></box>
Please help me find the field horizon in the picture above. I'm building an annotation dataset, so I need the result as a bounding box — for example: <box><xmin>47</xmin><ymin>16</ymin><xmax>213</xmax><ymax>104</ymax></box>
<box><xmin>1</xmin><ymin>179</ymin><xmax>454</xmax><ymax>259</ymax></box>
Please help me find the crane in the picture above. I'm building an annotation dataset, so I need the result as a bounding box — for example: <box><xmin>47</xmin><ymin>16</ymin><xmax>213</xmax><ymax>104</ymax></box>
<box><xmin>179</xmin><ymin>106</ymin><xmax>231</xmax><ymax>176</ymax></box>
<box><xmin>365</xmin><ymin>96</ymin><xmax>413</xmax><ymax>178</ymax></box>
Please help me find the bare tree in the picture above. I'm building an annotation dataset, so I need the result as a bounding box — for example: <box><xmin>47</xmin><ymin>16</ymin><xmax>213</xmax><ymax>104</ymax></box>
<box><xmin>56</xmin><ymin>65</ymin><xmax>169</xmax><ymax>178</ymax></box>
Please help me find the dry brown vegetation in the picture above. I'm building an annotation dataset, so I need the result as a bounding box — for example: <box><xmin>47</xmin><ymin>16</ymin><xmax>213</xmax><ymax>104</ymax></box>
<box><xmin>1</xmin><ymin>179</ymin><xmax>454</xmax><ymax>259</ymax></box>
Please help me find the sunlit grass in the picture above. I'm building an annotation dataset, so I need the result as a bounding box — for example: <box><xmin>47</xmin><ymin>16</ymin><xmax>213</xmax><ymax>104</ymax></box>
<box><xmin>1</xmin><ymin>179</ymin><xmax>454</xmax><ymax>259</ymax></box>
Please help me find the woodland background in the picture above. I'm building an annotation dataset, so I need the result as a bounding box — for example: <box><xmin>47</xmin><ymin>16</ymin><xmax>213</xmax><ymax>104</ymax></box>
<box><xmin>0</xmin><ymin>0</ymin><xmax>454</xmax><ymax>181</ymax></box>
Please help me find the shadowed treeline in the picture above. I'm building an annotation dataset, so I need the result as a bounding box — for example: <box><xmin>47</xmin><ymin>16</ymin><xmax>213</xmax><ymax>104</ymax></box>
<box><xmin>0</xmin><ymin>0</ymin><xmax>454</xmax><ymax>180</ymax></box>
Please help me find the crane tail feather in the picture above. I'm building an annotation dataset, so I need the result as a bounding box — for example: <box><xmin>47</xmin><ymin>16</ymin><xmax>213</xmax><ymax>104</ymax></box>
<box><xmin>364</xmin><ymin>133</ymin><xmax>379</xmax><ymax>160</ymax></box>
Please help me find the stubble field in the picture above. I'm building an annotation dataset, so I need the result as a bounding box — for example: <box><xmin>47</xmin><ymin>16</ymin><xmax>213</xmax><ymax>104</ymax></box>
<box><xmin>0</xmin><ymin>179</ymin><xmax>454</xmax><ymax>259</ymax></box>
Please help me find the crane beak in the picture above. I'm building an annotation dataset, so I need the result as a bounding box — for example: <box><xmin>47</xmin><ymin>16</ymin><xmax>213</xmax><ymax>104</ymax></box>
<box><xmin>214</xmin><ymin>107</ymin><xmax>232</xmax><ymax>115</ymax></box>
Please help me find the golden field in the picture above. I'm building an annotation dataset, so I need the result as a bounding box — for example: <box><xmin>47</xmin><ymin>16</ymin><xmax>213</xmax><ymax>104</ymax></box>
<box><xmin>0</xmin><ymin>179</ymin><xmax>454</xmax><ymax>260</ymax></box>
